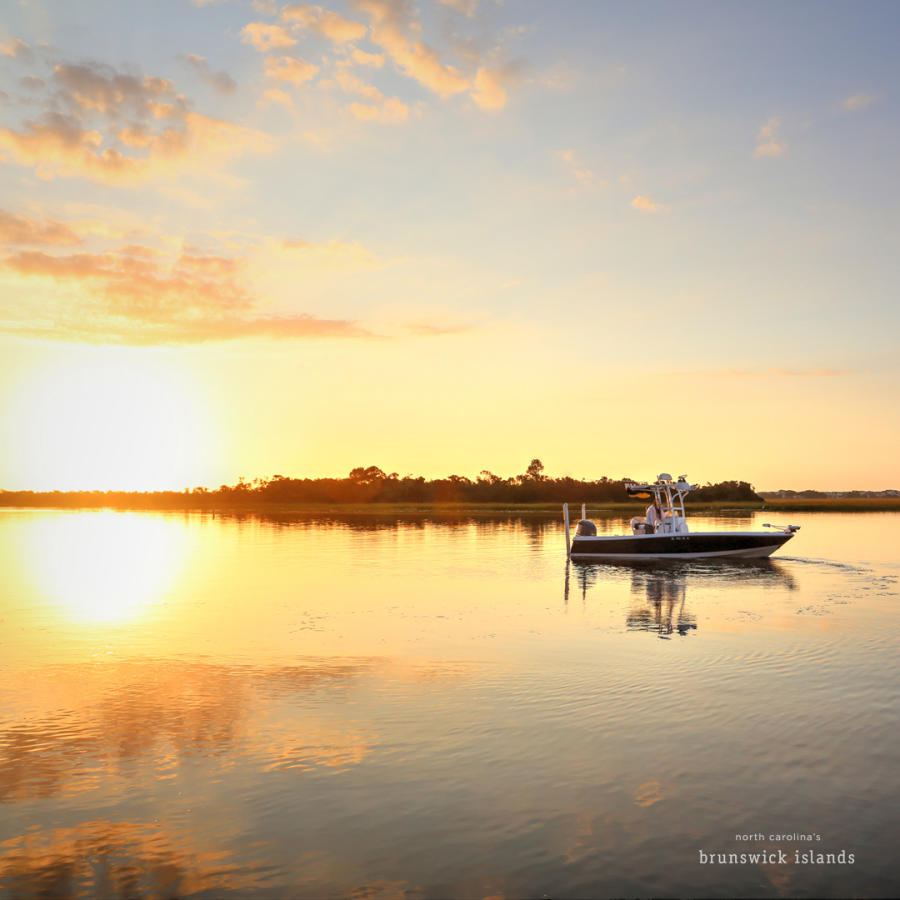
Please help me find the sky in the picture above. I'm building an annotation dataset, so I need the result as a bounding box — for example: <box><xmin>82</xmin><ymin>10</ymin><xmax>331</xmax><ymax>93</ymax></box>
<box><xmin>0</xmin><ymin>0</ymin><xmax>898</xmax><ymax>492</ymax></box>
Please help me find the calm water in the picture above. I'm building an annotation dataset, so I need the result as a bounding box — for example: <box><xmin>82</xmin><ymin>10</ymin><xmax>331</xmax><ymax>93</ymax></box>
<box><xmin>1</xmin><ymin>508</ymin><xmax>898</xmax><ymax>899</ymax></box>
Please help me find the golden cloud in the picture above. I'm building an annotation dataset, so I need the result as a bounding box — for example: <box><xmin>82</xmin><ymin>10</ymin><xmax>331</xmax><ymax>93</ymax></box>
<box><xmin>754</xmin><ymin>117</ymin><xmax>787</xmax><ymax>158</ymax></box>
<box><xmin>52</xmin><ymin>63</ymin><xmax>182</xmax><ymax>118</ymax></box>
<box><xmin>335</xmin><ymin>67</ymin><xmax>382</xmax><ymax>100</ymax></box>
<box><xmin>348</xmin><ymin>97</ymin><xmax>409</xmax><ymax>123</ymax></box>
<box><xmin>353</xmin><ymin>0</ymin><xmax>469</xmax><ymax>97</ymax></box>
<box><xmin>259</xmin><ymin>87</ymin><xmax>294</xmax><ymax>109</ymax></box>
<box><xmin>0</xmin><ymin>210</ymin><xmax>82</xmax><ymax>247</ymax></box>
<box><xmin>471</xmin><ymin>67</ymin><xmax>508</xmax><ymax>110</ymax></box>
<box><xmin>350</xmin><ymin>47</ymin><xmax>385</xmax><ymax>68</ymax></box>
<box><xmin>1</xmin><ymin>244</ymin><xmax>371</xmax><ymax>344</ymax></box>
<box><xmin>630</xmin><ymin>195</ymin><xmax>660</xmax><ymax>212</ymax></box>
<box><xmin>0</xmin><ymin>37</ymin><xmax>33</xmax><ymax>60</ymax></box>
<box><xmin>240</xmin><ymin>21</ymin><xmax>297</xmax><ymax>51</ymax></box>
<box><xmin>264</xmin><ymin>55</ymin><xmax>320</xmax><ymax>84</ymax></box>
<box><xmin>0</xmin><ymin>111</ymin><xmax>272</xmax><ymax>183</ymax></box>
<box><xmin>281</xmin><ymin>4</ymin><xmax>368</xmax><ymax>43</ymax></box>
<box><xmin>279</xmin><ymin>237</ymin><xmax>381</xmax><ymax>269</ymax></box>
<box><xmin>0</xmin><ymin>61</ymin><xmax>272</xmax><ymax>184</ymax></box>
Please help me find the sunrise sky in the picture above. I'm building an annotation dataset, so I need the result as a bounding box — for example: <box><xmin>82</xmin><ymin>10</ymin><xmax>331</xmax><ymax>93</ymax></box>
<box><xmin>0</xmin><ymin>0</ymin><xmax>898</xmax><ymax>492</ymax></box>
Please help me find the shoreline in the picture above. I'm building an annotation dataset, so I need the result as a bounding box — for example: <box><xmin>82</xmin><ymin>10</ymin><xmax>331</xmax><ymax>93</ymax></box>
<box><xmin>2</xmin><ymin>498</ymin><xmax>899</xmax><ymax>515</ymax></box>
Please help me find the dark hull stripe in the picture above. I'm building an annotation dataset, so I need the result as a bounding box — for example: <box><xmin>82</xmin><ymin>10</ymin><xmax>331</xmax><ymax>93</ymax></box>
<box><xmin>570</xmin><ymin>533</ymin><xmax>793</xmax><ymax>557</ymax></box>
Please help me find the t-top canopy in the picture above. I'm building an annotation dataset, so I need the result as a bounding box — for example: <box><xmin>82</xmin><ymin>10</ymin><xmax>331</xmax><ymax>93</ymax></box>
<box><xmin>625</xmin><ymin>476</ymin><xmax>698</xmax><ymax>496</ymax></box>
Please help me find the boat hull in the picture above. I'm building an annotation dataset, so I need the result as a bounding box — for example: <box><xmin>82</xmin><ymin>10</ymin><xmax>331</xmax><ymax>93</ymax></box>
<box><xmin>569</xmin><ymin>531</ymin><xmax>794</xmax><ymax>560</ymax></box>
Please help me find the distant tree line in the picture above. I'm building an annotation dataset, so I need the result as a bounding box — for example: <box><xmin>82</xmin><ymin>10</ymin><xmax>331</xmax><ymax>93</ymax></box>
<box><xmin>0</xmin><ymin>460</ymin><xmax>763</xmax><ymax>508</ymax></box>
<box><xmin>760</xmin><ymin>489</ymin><xmax>900</xmax><ymax>499</ymax></box>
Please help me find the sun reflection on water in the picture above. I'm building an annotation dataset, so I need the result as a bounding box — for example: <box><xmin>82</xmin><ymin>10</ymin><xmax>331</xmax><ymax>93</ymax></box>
<box><xmin>23</xmin><ymin>511</ymin><xmax>186</xmax><ymax>624</ymax></box>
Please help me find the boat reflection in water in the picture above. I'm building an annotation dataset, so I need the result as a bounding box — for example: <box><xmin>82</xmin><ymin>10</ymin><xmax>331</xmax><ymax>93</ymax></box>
<box><xmin>565</xmin><ymin>558</ymin><xmax>798</xmax><ymax>638</ymax></box>
<box><xmin>626</xmin><ymin>569</ymin><xmax>696</xmax><ymax>638</ymax></box>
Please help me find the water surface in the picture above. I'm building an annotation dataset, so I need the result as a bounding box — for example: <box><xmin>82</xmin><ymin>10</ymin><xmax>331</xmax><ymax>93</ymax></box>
<box><xmin>1</xmin><ymin>509</ymin><xmax>898</xmax><ymax>898</ymax></box>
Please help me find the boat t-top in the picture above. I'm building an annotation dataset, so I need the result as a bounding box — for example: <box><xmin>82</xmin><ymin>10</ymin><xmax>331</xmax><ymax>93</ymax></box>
<box><xmin>565</xmin><ymin>473</ymin><xmax>799</xmax><ymax>560</ymax></box>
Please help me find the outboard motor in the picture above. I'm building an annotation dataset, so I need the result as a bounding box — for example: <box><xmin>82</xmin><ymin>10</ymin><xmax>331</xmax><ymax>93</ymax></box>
<box><xmin>574</xmin><ymin>519</ymin><xmax>597</xmax><ymax>536</ymax></box>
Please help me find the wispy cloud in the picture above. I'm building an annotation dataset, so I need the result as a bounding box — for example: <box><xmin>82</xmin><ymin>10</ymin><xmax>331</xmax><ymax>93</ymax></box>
<box><xmin>754</xmin><ymin>117</ymin><xmax>787</xmax><ymax>158</ymax></box>
<box><xmin>405</xmin><ymin>321</ymin><xmax>474</xmax><ymax>335</ymax></box>
<box><xmin>558</xmin><ymin>149</ymin><xmax>598</xmax><ymax>190</ymax></box>
<box><xmin>240</xmin><ymin>22</ymin><xmax>297</xmax><ymax>51</ymax></box>
<box><xmin>181</xmin><ymin>54</ymin><xmax>237</xmax><ymax>95</ymax></box>
<box><xmin>281</xmin><ymin>4</ymin><xmax>368</xmax><ymax>44</ymax></box>
<box><xmin>349</xmin><ymin>47</ymin><xmax>384</xmax><ymax>68</ymax></box>
<box><xmin>666</xmin><ymin>368</ymin><xmax>856</xmax><ymax>378</ymax></box>
<box><xmin>279</xmin><ymin>237</ymin><xmax>381</xmax><ymax>269</ymax></box>
<box><xmin>842</xmin><ymin>92</ymin><xmax>877</xmax><ymax>112</ymax></box>
<box><xmin>437</xmin><ymin>0</ymin><xmax>479</xmax><ymax>16</ymax></box>
<box><xmin>334</xmin><ymin>66</ymin><xmax>382</xmax><ymax>100</ymax></box>
<box><xmin>0</xmin><ymin>210</ymin><xmax>83</xmax><ymax>247</ymax></box>
<box><xmin>264</xmin><ymin>56</ymin><xmax>319</xmax><ymax>84</ymax></box>
<box><xmin>630</xmin><ymin>195</ymin><xmax>660</xmax><ymax>212</ymax></box>
<box><xmin>348</xmin><ymin>97</ymin><xmax>409</xmax><ymax>123</ymax></box>
<box><xmin>471</xmin><ymin>64</ymin><xmax>522</xmax><ymax>111</ymax></box>
<box><xmin>1</xmin><ymin>244</ymin><xmax>372</xmax><ymax>344</ymax></box>
<box><xmin>0</xmin><ymin>37</ymin><xmax>33</xmax><ymax>61</ymax></box>
<box><xmin>259</xmin><ymin>87</ymin><xmax>294</xmax><ymax>109</ymax></box>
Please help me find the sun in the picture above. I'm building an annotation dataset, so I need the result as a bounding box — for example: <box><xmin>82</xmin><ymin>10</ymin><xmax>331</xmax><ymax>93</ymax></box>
<box><xmin>3</xmin><ymin>347</ymin><xmax>218</xmax><ymax>492</ymax></box>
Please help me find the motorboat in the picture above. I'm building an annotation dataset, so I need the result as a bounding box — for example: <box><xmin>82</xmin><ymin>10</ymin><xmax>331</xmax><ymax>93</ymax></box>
<box><xmin>564</xmin><ymin>473</ymin><xmax>799</xmax><ymax>560</ymax></box>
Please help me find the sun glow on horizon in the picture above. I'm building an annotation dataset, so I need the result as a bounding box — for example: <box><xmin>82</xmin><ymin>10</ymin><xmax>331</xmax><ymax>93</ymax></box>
<box><xmin>3</xmin><ymin>348</ymin><xmax>218</xmax><ymax>492</ymax></box>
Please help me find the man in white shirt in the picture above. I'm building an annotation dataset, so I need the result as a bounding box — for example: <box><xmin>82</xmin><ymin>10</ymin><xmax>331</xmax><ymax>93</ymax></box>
<box><xmin>645</xmin><ymin>497</ymin><xmax>664</xmax><ymax>533</ymax></box>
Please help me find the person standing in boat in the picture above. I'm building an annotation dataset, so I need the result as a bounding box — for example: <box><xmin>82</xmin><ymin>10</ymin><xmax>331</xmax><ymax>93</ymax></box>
<box><xmin>645</xmin><ymin>496</ymin><xmax>664</xmax><ymax>533</ymax></box>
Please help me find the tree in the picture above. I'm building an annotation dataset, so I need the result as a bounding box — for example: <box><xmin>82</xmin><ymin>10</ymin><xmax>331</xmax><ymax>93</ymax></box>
<box><xmin>348</xmin><ymin>466</ymin><xmax>386</xmax><ymax>486</ymax></box>
<box><xmin>525</xmin><ymin>458</ymin><xmax>545</xmax><ymax>481</ymax></box>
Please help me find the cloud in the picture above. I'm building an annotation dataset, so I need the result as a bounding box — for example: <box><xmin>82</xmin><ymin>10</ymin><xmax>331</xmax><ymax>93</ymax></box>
<box><xmin>0</xmin><ymin>37</ymin><xmax>33</xmax><ymax>61</ymax></box>
<box><xmin>349</xmin><ymin>47</ymin><xmax>384</xmax><ymax>67</ymax></box>
<box><xmin>19</xmin><ymin>75</ymin><xmax>45</xmax><ymax>91</ymax></box>
<box><xmin>259</xmin><ymin>87</ymin><xmax>293</xmax><ymax>109</ymax></box>
<box><xmin>0</xmin><ymin>61</ymin><xmax>272</xmax><ymax>184</ymax></box>
<box><xmin>281</xmin><ymin>4</ymin><xmax>368</xmax><ymax>43</ymax></box>
<box><xmin>0</xmin><ymin>110</ymin><xmax>272</xmax><ymax>183</ymax></box>
<box><xmin>181</xmin><ymin>54</ymin><xmax>237</xmax><ymax>95</ymax></box>
<box><xmin>754</xmin><ymin>117</ymin><xmax>787</xmax><ymax>158</ymax></box>
<box><xmin>471</xmin><ymin>67</ymin><xmax>506</xmax><ymax>110</ymax></box>
<box><xmin>1</xmin><ymin>244</ymin><xmax>372</xmax><ymax>344</ymax></box>
<box><xmin>348</xmin><ymin>96</ymin><xmax>408</xmax><ymax>123</ymax></box>
<box><xmin>842</xmin><ymin>92</ymin><xmax>876</xmax><ymax>112</ymax></box>
<box><xmin>0</xmin><ymin>210</ymin><xmax>83</xmax><ymax>247</ymax></box>
<box><xmin>279</xmin><ymin>237</ymin><xmax>381</xmax><ymax>269</ymax></box>
<box><xmin>630</xmin><ymin>195</ymin><xmax>660</xmax><ymax>212</ymax></box>
<box><xmin>264</xmin><ymin>56</ymin><xmax>319</xmax><ymax>84</ymax></box>
<box><xmin>405</xmin><ymin>321</ymin><xmax>473</xmax><ymax>335</ymax></box>
<box><xmin>240</xmin><ymin>22</ymin><xmax>297</xmax><ymax>51</ymax></box>
<box><xmin>667</xmin><ymin>367</ymin><xmax>856</xmax><ymax>378</ymax></box>
<box><xmin>335</xmin><ymin>67</ymin><xmax>382</xmax><ymax>100</ymax></box>
<box><xmin>52</xmin><ymin>63</ymin><xmax>184</xmax><ymax>119</ymax></box>
<box><xmin>767</xmin><ymin>367</ymin><xmax>853</xmax><ymax>377</ymax></box>
<box><xmin>437</xmin><ymin>0</ymin><xmax>478</xmax><ymax>16</ymax></box>
<box><xmin>352</xmin><ymin>0</ymin><xmax>469</xmax><ymax>97</ymax></box>
<box><xmin>558</xmin><ymin>150</ymin><xmax>598</xmax><ymax>189</ymax></box>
